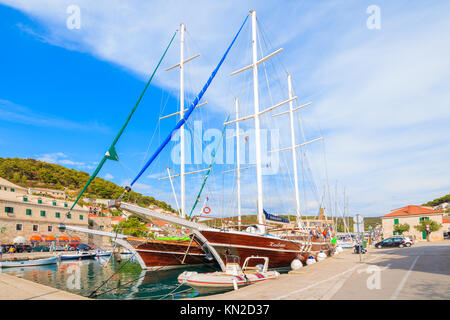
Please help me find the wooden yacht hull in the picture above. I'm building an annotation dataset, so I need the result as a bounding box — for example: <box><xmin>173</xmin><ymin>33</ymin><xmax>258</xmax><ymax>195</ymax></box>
<box><xmin>199</xmin><ymin>230</ymin><xmax>331</xmax><ymax>269</ymax></box>
<box><xmin>126</xmin><ymin>238</ymin><xmax>210</xmax><ymax>270</ymax></box>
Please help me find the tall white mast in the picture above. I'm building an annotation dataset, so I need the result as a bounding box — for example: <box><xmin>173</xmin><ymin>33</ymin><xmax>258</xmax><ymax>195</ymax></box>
<box><xmin>287</xmin><ymin>74</ymin><xmax>302</xmax><ymax>227</ymax></box>
<box><xmin>235</xmin><ymin>97</ymin><xmax>242</xmax><ymax>229</ymax></box>
<box><xmin>250</xmin><ymin>10</ymin><xmax>264</xmax><ymax>225</ymax></box>
<box><xmin>179</xmin><ymin>22</ymin><xmax>186</xmax><ymax>219</ymax></box>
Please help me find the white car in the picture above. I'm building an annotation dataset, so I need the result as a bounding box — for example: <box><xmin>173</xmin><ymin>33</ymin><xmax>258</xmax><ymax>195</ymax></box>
<box><xmin>400</xmin><ymin>236</ymin><xmax>413</xmax><ymax>246</ymax></box>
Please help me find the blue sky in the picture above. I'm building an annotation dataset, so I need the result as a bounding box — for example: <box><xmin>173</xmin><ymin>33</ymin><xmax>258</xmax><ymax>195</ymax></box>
<box><xmin>1</xmin><ymin>1</ymin><xmax>449</xmax><ymax>218</ymax></box>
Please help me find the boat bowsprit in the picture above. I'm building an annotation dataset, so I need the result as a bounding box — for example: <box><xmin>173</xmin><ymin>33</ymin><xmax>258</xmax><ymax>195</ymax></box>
<box><xmin>177</xmin><ymin>256</ymin><xmax>279</xmax><ymax>294</ymax></box>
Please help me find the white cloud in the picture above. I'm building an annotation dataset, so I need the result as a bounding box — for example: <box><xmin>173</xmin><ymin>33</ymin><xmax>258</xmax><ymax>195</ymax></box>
<box><xmin>36</xmin><ymin>152</ymin><xmax>94</xmax><ymax>170</ymax></box>
<box><xmin>104</xmin><ymin>173</ymin><xmax>114</xmax><ymax>180</ymax></box>
<box><xmin>0</xmin><ymin>99</ymin><xmax>110</xmax><ymax>133</ymax></box>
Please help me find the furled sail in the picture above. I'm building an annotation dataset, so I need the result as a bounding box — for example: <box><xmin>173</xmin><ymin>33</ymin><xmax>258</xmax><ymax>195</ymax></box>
<box><xmin>68</xmin><ymin>32</ymin><xmax>178</xmax><ymax>212</ymax></box>
<box><xmin>129</xmin><ymin>14</ymin><xmax>250</xmax><ymax>187</ymax></box>
<box><xmin>263</xmin><ymin>209</ymin><xmax>290</xmax><ymax>224</ymax></box>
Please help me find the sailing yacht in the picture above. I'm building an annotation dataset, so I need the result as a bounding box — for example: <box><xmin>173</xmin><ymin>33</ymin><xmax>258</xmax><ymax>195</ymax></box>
<box><xmin>107</xmin><ymin>10</ymin><xmax>333</xmax><ymax>271</ymax></box>
<box><xmin>60</xmin><ymin>15</ymin><xmax>250</xmax><ymax>270</ymax></box>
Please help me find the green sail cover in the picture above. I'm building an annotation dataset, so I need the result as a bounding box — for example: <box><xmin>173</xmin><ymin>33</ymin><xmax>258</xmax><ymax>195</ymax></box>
<box><xmin>156</xmin><ymin>237</ymin><xmax>191</xmax><ymax>241</ymax></box>
<box><xmin>69</xmin><ymin>32</ymin><xmax>177</xmax><ymax>212</ymax></box>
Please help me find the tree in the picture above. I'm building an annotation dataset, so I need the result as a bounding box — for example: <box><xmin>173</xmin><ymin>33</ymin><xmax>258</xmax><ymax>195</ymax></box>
<box><xmin>112</xmin><ymin>216</ymin><xmax>149</xmax><ymax>238</ymax></box>
<box><xmin>393</xmin><ymin>223</ymin><xmax>410</xmax><ymax>235</ymax></box>
<box><xmin>414</xmin><ymin>219</ymin><xmax>442</xmax><ymax>241</ymax></box>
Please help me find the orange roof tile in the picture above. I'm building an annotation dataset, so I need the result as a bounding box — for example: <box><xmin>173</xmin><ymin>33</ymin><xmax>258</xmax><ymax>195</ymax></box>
<box><xmin>383</xmin><ymin>205</ymin><xmax>442</xmax><ymax>218</ymax></box>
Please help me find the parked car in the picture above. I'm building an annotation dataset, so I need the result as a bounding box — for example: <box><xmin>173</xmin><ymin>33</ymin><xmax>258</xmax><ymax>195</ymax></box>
<box><xmin>69</xmin><ymin>243</ymin><xmax>94</xmax><ymax>251</ymax></box>
<box><xmin>400</xmin><ymin>236</ymin><xmax>414</xmax><ymax>246</ymax></box>
<box><xmin>32</xmin><ymin>245</ymin><xmax>50</xmax><ymax>252</ymax></box>
<box><xmin>14</xmin><ymin>244</ymin><xmax>33</xmax><ymax>253</ymax></box>
<box><xmin>0</xmin><ymin>244</ymin><xmax>15</xmax><ymax>253</ymax></box>
<box><xmin>375</xmin><ymin>237</ymin><xmax>409</xmax><ymax>249</ymax></box>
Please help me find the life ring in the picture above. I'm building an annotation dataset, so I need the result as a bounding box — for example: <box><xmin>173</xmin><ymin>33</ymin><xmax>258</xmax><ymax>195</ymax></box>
<box><xmin>203</xmin><ymin>206</ymin><xmax>211</xmax><ymax>214</ymax></box>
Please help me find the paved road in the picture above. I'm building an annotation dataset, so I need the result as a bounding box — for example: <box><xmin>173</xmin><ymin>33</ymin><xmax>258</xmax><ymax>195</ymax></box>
<box><xmin>330</xmin><ymin>241</ymin><xmax>450</xmax><ymax>300</ymax></box>
<box><xmin>196</xmin><ymin>241</ymin><xmax>450</xmax><ymax>300</ymax></box>
<box><xmin>0</xmin><ymin>272</ymin><xmax>89</xmax><ymax>300</ymax></box>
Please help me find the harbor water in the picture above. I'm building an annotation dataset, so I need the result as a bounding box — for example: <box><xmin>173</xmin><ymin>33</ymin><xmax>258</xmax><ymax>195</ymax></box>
<box><xmin>0</xmin><ymin>254</ymin><xmax>216</xmax><ymax>300</ymax></box>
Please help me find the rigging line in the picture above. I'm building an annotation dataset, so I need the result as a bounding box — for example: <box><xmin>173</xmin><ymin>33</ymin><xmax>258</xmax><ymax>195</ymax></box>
<box><xmin>188</xmin><ymin>115</ymin><xmax>230</xmax><ymax>219</ymax></box>
<box><xmin>256</xmin><ymin>20</ymin><xmax>275</xmax><ymax>108</ymax></box>
<box><xmin>139</xmin><ymin>87</ymin><xmax>172</xmax><ymax>170</ymax></box>
<box><xmin>67</xmin><ymin>31</ymin><xmax>178</xmax><ymax>216</ymax></box>
<box><xmin>91</xmin><ymin>263</ymin><xmax>166</xmax><ymax>299</ymax></box>
<box><xmin>129</xmin><ymin>14</ymin><xmax>250</xmax><ymax>188</ymax></box>
<box><xmin>88</xmin><ymin>250</ymin><xmax>139</xmax><ymax>298</ymax></box>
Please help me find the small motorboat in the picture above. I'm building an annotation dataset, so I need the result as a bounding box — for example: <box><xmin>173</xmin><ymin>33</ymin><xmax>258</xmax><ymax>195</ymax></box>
<box><xmin>95</xmin><ymin>250</ymin><xmax>112</xmax><ymax>257</ymax></box>
<box><xmin>178</xmin><ymin>255</ymin><xmax>279</xmax><ymax>294</ymax></box>
<box><xmin>0</xmin><ymin>256</ymin><xmax>58</xmax><ymax>268</ymax></box>
<box><xmin>60</xmin><ymin>251</ymin><xmax>97</xmax><ymax>260</ymax></box>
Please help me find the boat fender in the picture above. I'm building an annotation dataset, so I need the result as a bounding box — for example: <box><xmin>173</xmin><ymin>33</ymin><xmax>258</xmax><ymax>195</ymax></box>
<box><xmin>233</xmin><ymin>278</ymin><xmax>238</xmax><ymax>290</ymax></box>
<box><xmin>317</xmin><ymin>251</ymin><xmax>327</xmax><ymax>261</ymax></box>
<box><xmin>306</xmin><ymin>257</ymin><xmax>316</xmax><ymax>265</ymax></box>
<box><xmin>290</xmin><ymin>259</ymin><xmax>303</xmax><ymax>270</ymax></box>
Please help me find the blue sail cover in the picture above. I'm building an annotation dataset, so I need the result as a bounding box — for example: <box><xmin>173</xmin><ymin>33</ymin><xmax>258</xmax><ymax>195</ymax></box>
<box><xmin>263</xmin><ymin>209</ymin><xmax>290</xmax><ymax>224</ymax></box>
<box><xmin>130</xmin><ymin>14</ymin><xmax>250</xmax><ymax>187</ymax></box>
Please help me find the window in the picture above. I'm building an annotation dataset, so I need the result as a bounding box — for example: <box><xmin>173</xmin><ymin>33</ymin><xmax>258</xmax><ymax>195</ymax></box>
<box><xmin>33</xmin><ymin>225</ymin><xmax>39</xmax><ymax>232</ymax></box>
<box><xmin>67</xmin><ymin>213</ymin><xmax>71</xmax><ymax>219</ymax></box>
<box><xmin>48</xmin><ymin>226</ymin><xmax>52</xmax><ymax>232</ymax></box>
<box><xmin>23</xmin><ymin>197</ymin><xmax>28</xmax><ymax>202</ymax></box>
<box><xmin>38</xmin><ymin>199</ymin><xmax>42</xmax><ymax>204</ymax></box>
<box><xmin>394</xmin><ymin>219</ymin><xmax>399</xmax><ymax>225</ymax></box>
<box><xmin>64</xmin><ymin>203</ymin><xmax>68</xmax><ymax>208</ymax></box>
<box><xmin>55</xmin><ymin>212</ymin><xmax>60</xmax><ymax>218</ymax></box>
<box><xmin>52</xmin><ymin>201</ymin><xmax>56</xmax><ymax>206</ymax></box>
<box><xmin>79</xmin><ymin>215</ymin><xmax>84</xmax><ymax>220</ymax></box>
<box><xmin>40</xmin><ymin>210</ymin><xmax>46</xmax><ymax>217</ymax></box>
<box><xmin>10</xmin><ymin>188</ymin><xmax>14</xmax><ymax>192</ymax></box>
<box><xmin>5</xmin><ymin>207</ymin><xmax>14</xmax><ymax>213</ymax></box>
<box><xmin>16</xmin><ymin>224</ymin><xmax>22</xmax><ymax>231</ymax></box>
<box><xmin>26</xmin><ymin>209</ymin><xmax>32</xmax><ymax>216</ymax></box>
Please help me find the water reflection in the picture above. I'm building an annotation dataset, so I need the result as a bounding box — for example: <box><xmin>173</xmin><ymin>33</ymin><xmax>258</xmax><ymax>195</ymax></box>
<box><xmin>1</xmin><ymin>255</ymin><xmax>215</xmax><ymax>300</ymax></box>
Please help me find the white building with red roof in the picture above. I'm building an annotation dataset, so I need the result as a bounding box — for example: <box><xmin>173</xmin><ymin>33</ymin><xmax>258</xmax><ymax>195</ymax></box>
<box><xmin>382</xmin><ymin>205</ymin><xmax>444</xmax><ymax>241</ymax></box>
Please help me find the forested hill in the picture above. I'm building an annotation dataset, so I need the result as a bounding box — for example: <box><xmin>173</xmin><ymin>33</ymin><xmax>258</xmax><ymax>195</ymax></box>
<box><xmin>423</xmin><ymin>194</ymin><xmax>450</xmax><ymax>207</ymax></box>
<box><xmin>0</xmin><ymin>157</ymin><xmax>175</xmax><ymax>213</ymax></box>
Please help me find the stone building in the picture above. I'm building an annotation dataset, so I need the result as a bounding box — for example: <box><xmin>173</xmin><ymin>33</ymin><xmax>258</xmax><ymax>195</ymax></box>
<box><xmin>382</xmin><ymin>205</ymin><xmax>444</xmax><ymax>241</ymax></box>
<box><xmin>0</xmin><ymin>179</ymin><xmax>88</xmax><ymax>244</ymax></box>
<box><xmin>28</xmin><ymin>186</ymin><xmax>67</xmax><ymax>199</ymax></box>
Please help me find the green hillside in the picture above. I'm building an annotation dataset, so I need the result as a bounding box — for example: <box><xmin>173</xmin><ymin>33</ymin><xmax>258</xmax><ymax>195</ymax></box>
<box><xmin>0</xmin><ymin>157</ymin><xmax>175</xmax><ymax>213</ymax></box>
<box><xmin>422</xmin><ymin>194</ymin><xmax>450</xmax><ymax>207</ymax></box>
